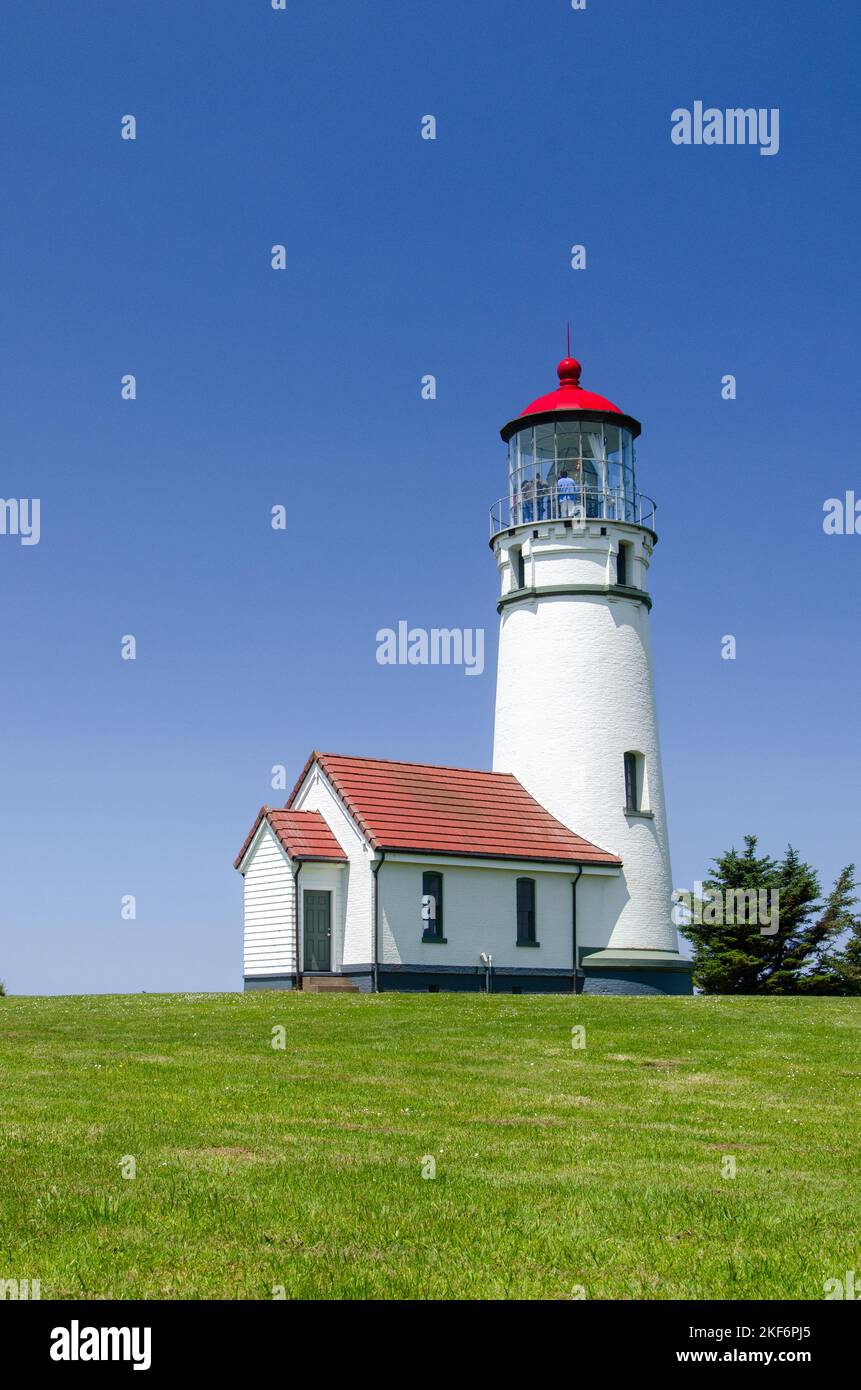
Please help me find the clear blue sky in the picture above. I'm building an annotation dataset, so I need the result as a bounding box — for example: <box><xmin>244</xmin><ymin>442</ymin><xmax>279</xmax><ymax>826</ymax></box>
<box><xmin>2</xmin><ymin>0</ymin><xmax>859</xmax><ymax>994</ymax></box>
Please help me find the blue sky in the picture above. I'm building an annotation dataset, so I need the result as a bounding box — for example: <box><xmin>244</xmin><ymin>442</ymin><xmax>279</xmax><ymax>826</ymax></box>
<box><xmin>1</xmin><ymin>0</ymin><xmax>859</xmax><ymax>994</ymax></box>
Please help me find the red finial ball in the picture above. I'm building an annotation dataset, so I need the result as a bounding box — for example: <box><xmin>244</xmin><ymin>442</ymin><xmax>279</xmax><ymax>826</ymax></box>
<box><xmin>557</xmin><ymin>356</ymin><xmax>582</xmax><ymax>388</ymax></box>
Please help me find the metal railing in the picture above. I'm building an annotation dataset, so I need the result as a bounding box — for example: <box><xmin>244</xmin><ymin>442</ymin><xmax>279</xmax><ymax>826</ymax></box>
<box><xmin>489</xmin><ymin>485</ymin><xmax>656</xmax><ymax>537</ymax></box>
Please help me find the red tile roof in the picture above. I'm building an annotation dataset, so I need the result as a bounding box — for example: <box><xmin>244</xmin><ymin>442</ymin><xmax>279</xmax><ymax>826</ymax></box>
<box><xmin>234</xmin><ymin>806</ymin><xmax>347</xmax><ymax>870</ymax></box>
<box><xmin>287</xmin><ymin>752</ymin><xmax>620</xmax><ymax>866</ymax></box>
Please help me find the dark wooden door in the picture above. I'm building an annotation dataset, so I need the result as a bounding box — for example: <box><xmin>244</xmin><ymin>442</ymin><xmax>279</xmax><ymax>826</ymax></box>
<box><xmin>303</xmin><ymin>890</ymin><xmax>331</xmax><ymax>971</ymax></box>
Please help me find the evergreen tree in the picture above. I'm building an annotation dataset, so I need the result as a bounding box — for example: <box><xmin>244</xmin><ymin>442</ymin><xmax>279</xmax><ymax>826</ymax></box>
<box><xmin>804</xmin><ymin>865</ymin><xmax>861</xmax><ymax>996</ymax></box>
<box><xmin>760</xmin><ymin>845</ymin><xmax>824</xmax><ymax>995</ymax></box>
<box><xmin>683</xmin><ymin>836</ymin><xmax>858</xmax><ymax>994</ymax></box>
<box><xmin>684</xmin><ymin>836</ymin><xmax>783</xmax><ymax>994</ymax></box>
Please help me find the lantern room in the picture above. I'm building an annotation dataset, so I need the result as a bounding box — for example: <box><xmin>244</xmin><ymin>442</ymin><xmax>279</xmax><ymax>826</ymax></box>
<box><xmin>490</xmin><ymin>355</ymin><xmax>655</xmax><ymax>534</ymax></box>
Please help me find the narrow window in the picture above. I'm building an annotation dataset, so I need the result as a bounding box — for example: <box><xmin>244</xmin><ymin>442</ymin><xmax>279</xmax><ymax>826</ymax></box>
<box><xmin>617</xmin><ymin>541</ymin><xmax>633</xmax><ymax>587</ymax></box>
<box><xmin>422</xmin><ymin>871</ymin><xmax>444</xmax><ymax>940</ymax></box>
<box><xmin>624</xmin><ymin>752</ymin><xmax>639</xmax><ymax>812</ymax></box>
<box><xmin>516</xmin><ymin>877</ymin><xmax>536</xmax><ymax>945</ymax></box>
<box><xmin>511</xmin><ymin>546</ymin><xmax>525</xmax><ymax>591</ymax></box>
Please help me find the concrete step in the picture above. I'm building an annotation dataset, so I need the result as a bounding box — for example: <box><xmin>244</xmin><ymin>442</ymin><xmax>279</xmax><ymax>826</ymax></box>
<box><xmin>302</xmin><ymin>976</ymin><xmax>358</xmax><ymax>993</ymax></box>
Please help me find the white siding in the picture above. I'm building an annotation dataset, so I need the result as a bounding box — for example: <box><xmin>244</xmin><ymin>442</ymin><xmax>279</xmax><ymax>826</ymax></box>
<box><xmin>379</xmin><ymin>859</ymin><xmax>617</xmax><ymax>970</ymax></box>
<box><xmin>243</xmin><ymin>824</ymin><xmax>295</xmax><ymax>977</ymax></box>
<box><xmin>291</xmin><ymin>769</ymin><xmax>374</xmax><ymax>966</ymax></box>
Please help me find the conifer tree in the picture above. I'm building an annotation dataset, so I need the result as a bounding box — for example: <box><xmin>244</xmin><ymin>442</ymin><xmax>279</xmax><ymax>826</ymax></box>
<box><xmin>684</xmin><ymin>836</ymin><xmax>858</xmax><ymax>994</ymax></box>
<box><xmin>802</xmin><ymin>865</ymin><xmax>861</xmax><ymax>996</ymax></box>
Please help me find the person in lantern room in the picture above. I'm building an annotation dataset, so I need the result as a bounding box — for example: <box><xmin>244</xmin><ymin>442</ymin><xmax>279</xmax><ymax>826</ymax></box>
<box><xmin>519</xmin><ymin>474</ymin><xmax>535</xmax><ymax>524</ymax></box>
<box><xmin>557</xmin><ymin>468</ymin><xmax>576</xmax><ymax>517</ymax></box>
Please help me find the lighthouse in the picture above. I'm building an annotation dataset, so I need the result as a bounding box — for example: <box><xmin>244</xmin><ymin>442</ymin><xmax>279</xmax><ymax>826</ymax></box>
<box><xmin>491</xmin><ymin>352</ymin><xmax>693</xmax><ymax>995</ymax></box>
<box><xmin>237</xmin><ymin>348</ymin><xmax>693</xmax><ymax>997</ymax></box>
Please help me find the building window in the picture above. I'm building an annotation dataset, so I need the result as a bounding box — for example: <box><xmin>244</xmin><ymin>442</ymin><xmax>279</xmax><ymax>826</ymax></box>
<box><xmin>422</xmin><ymin>871</ymin><xmax>444</xmax><ymax>941</ymax></box>
<box><xmin>617</xmin><ymin>541</ymin><xmax>633</xmax><ymax>587</ymax></box>
<box><xmin>624</xmin><ymin>752</ymin><xmax>640</xmax><ymax>812</ymax></box>
<box><xmin>511</xmin><ymin>546</ymin><xmax>525</xmax><ymax>591</ymax></box>
<box><xmin>516</xmin><ymin>877</ymin><xmax>536</xmax><ymax>945</ymax></box>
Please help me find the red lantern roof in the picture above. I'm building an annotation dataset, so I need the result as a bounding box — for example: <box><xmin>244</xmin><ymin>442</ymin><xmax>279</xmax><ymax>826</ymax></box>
<box><xmin>522</xmin><ymin>356</ymin><xmax>622</xmax><ymax>416</ymax></box>
<box><xmin>501</xmin><ymin>355</ymin><xmax>641</xmax><ymax>441</ymax></box>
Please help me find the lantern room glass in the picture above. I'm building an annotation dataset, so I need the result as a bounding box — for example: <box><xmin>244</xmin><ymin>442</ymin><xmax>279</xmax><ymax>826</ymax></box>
<box><xmin>507</xmin><ymin>420</ymin><xmax>637</xmax><ymax>524</ymax></box>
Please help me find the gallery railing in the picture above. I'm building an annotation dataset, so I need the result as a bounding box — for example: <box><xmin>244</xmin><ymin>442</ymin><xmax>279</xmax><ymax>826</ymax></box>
<box><xmin>489</xmin><ymin>485</ymin><xmax>656</xmax><ymax>537</ymax></box>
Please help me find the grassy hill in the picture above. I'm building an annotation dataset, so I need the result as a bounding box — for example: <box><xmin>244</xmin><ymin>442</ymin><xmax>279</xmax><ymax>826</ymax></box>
<box><xmin>1</xmin><ymin>991</ymin><xmax>858</xmax><ymax>1300</ymax></box>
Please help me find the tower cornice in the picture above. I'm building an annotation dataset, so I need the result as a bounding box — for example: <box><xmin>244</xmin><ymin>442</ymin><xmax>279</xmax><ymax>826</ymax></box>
<box><xmin>489</xmin><ymin>516</ymin><xmax>658</xmax><ymax>548</ymax></box>
<box><xmin>497</xmin><ymin>582</ymin><xmax>653</xmax><ymax>614</ymax></box>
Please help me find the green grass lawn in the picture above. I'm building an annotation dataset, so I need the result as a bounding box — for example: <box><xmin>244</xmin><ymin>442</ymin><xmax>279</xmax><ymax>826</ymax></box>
<box><xmin>1</xmin><ymin>991</ymin><xmax>859</xmax><ymax>1300</ymax></box>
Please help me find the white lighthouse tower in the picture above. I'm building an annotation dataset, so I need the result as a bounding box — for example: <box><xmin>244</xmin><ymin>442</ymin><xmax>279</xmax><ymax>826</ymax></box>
<box><xmin>491</xmin><ymin>350</ymin><xmax>692</xmax><ymax>995</ymax></box>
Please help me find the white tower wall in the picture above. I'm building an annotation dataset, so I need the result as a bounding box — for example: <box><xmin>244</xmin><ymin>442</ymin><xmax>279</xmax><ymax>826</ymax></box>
<box><xmin>492</xmin><ymin>518</ymin><xmax>680</xmax><ymax>955</ymax></box>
